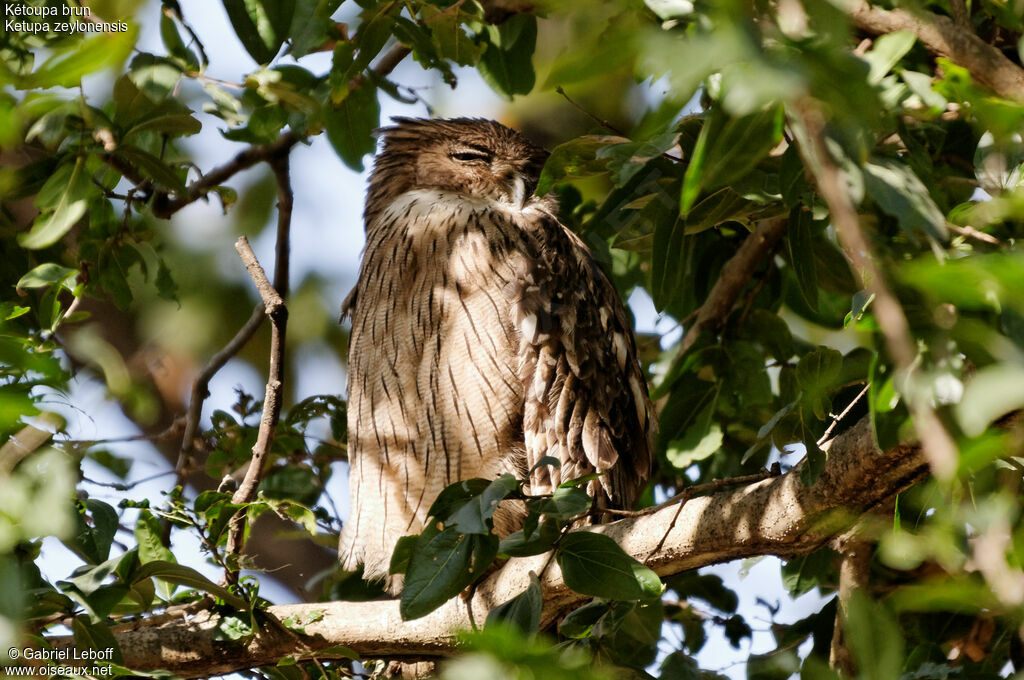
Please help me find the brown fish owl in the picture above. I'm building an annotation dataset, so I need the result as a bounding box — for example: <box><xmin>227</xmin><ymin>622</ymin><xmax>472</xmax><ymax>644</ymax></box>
<box><xmin>339</xmin><ymin>118</ymin><xmax>656</xmax><ymax>589</ymax></box>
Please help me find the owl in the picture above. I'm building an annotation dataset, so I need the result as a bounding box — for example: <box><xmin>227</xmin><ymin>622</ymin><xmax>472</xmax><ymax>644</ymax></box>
<box><xmin>338</xmin><ymin>118</ymin><xmax>655</xmax><ymax>590</ymax></box>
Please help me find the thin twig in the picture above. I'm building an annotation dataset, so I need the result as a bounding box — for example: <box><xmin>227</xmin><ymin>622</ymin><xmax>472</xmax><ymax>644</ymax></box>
<box><xmin>151</xmin><ymin>132</ymin><xmax>301</xmax><ymax>218</ymax></box>
<box><xmin>235</xmin><ymin>238</ymin><xmax>286</xmax><ymax>315</ymax></box>
<box><xmin>946</xmin><ymin>222</ymin><xmax>1001</xmax><ymax>245</ymax></box>
<box><xmin>223</xmin><ymin>162</ymin><xmax>293</xmax><ymax>572</ymax></box>
<box><xmin>555</xmin><ymin>86</ymin><xmax>684</xmax><ymax>163</ymax></box>
<box><xmin>791</xmin><ymin>100</ymin><xmax>959</xmax><ymax>479</ymax></box>
<box><xmin>555</xmin><ymin>86</ymin><xmax>627</xmax><ymax>136</ymax></box>
<box><xmin>602</xmin><ymin>466</ymin><xmax>781</xmax><ymax>518</ymax></box>
<box><xmin>817</xmin><ymin>382</ymin><xmax>871</xmax><ymax>447</ymax></box>
<box><xmin>137</xmin><ymin>43</ymin><xmax>413</xmax><ymax>219</ymax></box>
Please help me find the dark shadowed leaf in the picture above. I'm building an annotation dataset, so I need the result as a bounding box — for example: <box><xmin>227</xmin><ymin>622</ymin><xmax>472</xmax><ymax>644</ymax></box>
<box><xmin>478</xmin><ymin>15</ymin><xmax>537</xmax><ymax>98</ymax></box>
<box><xmin>499</xmin><ymin>517</ymin><xmax>559</xmax><ymax>557</ymax></box>
<box><xmin>72</xmin><ymin>616</ymin><xmax>123</xmax><ymax>664</ymax></box>
<box><xmin>537</xmin><ymin>135</ymin><xmax>623</xmax><ymax>195</ymax></box>
<box><xmin>781</xmin><ymin>548</ymin><xmax>839</xmax><ymax>597</ymax></box>
<box><xmin>485</xmin><ymin>572</ymin><xmax>542</xmax><ymax>634</ymax></box>
<box><xmin>324</xmin><ymin>83</ymin><xmax>379</xmax><ymax>171</ymax></box>
<box><xmin>65</xmin><ymin>499</ymin><xmax>119</xmax><ymax>565</ymax></box>
<box><xmin>448</xmin><ymin>474</ymin><xmax>518</xmax><ymax>534</ymax></box>
<box><xmin>528</xmin><ymin>486</ymin><xmax>592</xmax><ymax>520</ymax></box>
<box><xmin>400</xmin><ymin>523</ymin><xmax>498</xmax><ymax>620</ymax></box>
<box><xmin>222</xmin><ymin>0</ymin><xmax>296</xmax><ymax>64</ymax></box>
<box><xmin>422</xmin><ymin>5</ymin><xmax>484</xmax><ymax>66</ymax></box>
<box><xmin>786</xmin><ymin>207</ymin><xmax>818</xmax><ymax>311</ymax></box>
<box><xmin>290</xmin><ymin>0</ymin><xmax>344</xmax><ymax>58</ymax></box>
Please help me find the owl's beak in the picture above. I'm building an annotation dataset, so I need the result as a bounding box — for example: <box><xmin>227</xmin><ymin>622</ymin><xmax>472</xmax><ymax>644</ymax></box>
<box><xmin>510</xmin><ymin>174</ymin><xmax>528</xmax><ymax>209</ymax></box>
<box><xmin>494</xmin><ymin>162</ymin><xmax>530</xmax><ymax>209</ymax></box>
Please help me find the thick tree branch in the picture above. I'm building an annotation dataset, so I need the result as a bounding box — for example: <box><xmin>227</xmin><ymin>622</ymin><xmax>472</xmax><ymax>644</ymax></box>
<box><xmin>846</xmin><ymin>0</ymin><xmax>1024</xmax><ymax>101</ymax></box>
<box><xmin>51</xmin><ymin>416</ymin><xmax>925</xmax><ymax>676</ymax></box>
<box><xmin>676</xmin><ymin>216</ymin><xmax>788</xmax><ymax>358</ymax></box>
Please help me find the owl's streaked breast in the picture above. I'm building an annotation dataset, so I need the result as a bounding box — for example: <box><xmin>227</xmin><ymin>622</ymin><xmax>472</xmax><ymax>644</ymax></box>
<box><xmin>341</xmin><ymin>188</ymin><xmax>534</xmax><ymax>583</ymax></box>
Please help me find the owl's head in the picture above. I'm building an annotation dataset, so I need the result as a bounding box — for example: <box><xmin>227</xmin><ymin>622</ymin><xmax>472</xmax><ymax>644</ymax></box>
<box><xmin>365</xmin><ymin>117</ymin><xmax>550</xmax><ymax>225</ymax></box>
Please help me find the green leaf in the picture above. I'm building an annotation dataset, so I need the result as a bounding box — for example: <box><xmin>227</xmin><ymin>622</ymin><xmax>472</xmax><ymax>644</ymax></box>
<box><xmin>19</xmin><ymin>157</ymin><xmax>92</xmax><ymax>250</ymax></box>
<box><xmin>555</xmin><ymin>532</ymin><xmax>661</xmax><ymax>601</ymax></box>
<box><xmin>427</xmin><ymin>478</ymin><xmax>492</xmax><ymax>520</ymax></box>
<box><xmin>134</xmin><ymin>510</ymin><xmax>176</xmax><ymax>601</ymax></box>
<box><xmin>780</xmin><ymin>548</ymin><xmax>838</xmax><ymax>597</ymax></box>
<box><xmin>680</xmin><ymin>119</ymin><xmax>709</xmax><ymax>214</ymax></box>
<box><xmin>902</xmin><ymin>252</ymin><xmax>1024</xmax><ymax>313</ymax></box>
<box><xmin>862</xmin><ymin>159</ymin><xmax>947</xmax><ymax>244</ymax></box>
<box><xmin>796</xmin><ymin>347</ymin><xmax>843</xmax><ymax>395</ymax></box>
<box><xmin>214</xmin><ymin>614</ymin><xmax>254</xmax><ymax>641</ymax></box>
<box><xmin>66</xmin><ymin>500</ymin><xmax>119</xmax><ymax>565</ymax></box>
<box><xmin>389</xmin><ymin>534</ymin><xmax>417</xmax><ymax>575</ymax></box>
<box><xmin>747</xmin><ymin>648</ymin><xmax>801</xmax><ymax>680</ymax></box>
<box><xmin>159</xmin><ymin>13</ymin><xmax>200</xmax><ymax>70</ymax></box>
<box><xmin>477</xmin><ymin>15</ymin><xmax>537</xmax><ymax>99</ymax></box>
<box><xmin>863</xmin><ymin>31</ymin><xmax>916</xmax><ymax>85</ymax></box>
<box><xmin>536</xmin><ymin>135</ymin><xmax>622</xmax><ymax>196</ymax></box>
<box><xmin>700</xmin><ymin>106</ymin><xmax>783</xmax><ymax>193</ymax></box>
<box><xmin>422</xmin><ymin>5</ymin><xmax>484</xmax><ymax>66</ymax></box>
<box><xmin>559</xmin><ymin>600</ymin><xmax>609</xmax><ymax>638</ymax></box>
<box><xmin>499</xmin><ymin>517</ymin><xmax>559</xmax><ymax>557</ymax></box>
<box><xmin>598</xmin><ymin>132</ymin><xmax>679</xmax><ymax>186</ymax></box>
<box><xmin>786</xmin><ymin>207</ymin><xmax>819</xmax><ymax>312</ymax></box>
<box><xmin>324</xmin><ymin>83</ymin><xmax>379</xmax><ymax>171</ymax></box>
<box><xmin>131</xmin><ymin>561</ymin><xmax>248</xmax><ymax>610</ymax></box>
<box><xmin>352</xmin><ymin>2</ymin><xmax>399</xmax><ymax>72</ymax></box>
<box><xmin>27</xmin><ymin>29</ymin><xmax>137</xmax><ymax>89</ymax></box>
<box><xmin>527</xmin><ymin>486</ymin><xmax>592</xmax><ymax>520</ymax></box>
<box><xmin>113</xmin><ymin>145</ymin><xmax>188</xmax><ymax>194</ymax></box>
<box><xmin>448</xmin><ymin>474</ymin><xmax>518</xmax><ymax>534</ymax></box>
<box><xmin>956</xmin><ymin>363</ymin><xmax>1024</xmax><ymax>436</ymax></box>
<box><xmin>72</xmin><ymin>616</ymin><xmax>123</xmax><ymax>664</ymax></box>
<box><xmin>16</xmin><ymin>263</ymin><xmax>77</xmax><ymax>291</ymax></box>
<box><xmin>400</xmin><ymin>524</ymin><xmax>497</xmax><ymax>620</ymax></box>
<box><xmin>485</xmin><ymin>572</ymin><xmax>542</xmax><ymax>635</ymax></box>
<box><xmin>289</xmin><ymin>0</ymin><xmax>344</xmax><ymax>58</ymax></box>
<box><xmin>222</xmin><ymin>0</ymin><xmax>296</xmax><ymax>64</ymax></box>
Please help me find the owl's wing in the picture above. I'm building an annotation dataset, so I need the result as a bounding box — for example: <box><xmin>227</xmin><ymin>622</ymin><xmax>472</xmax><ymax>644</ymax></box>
<box><xmin>513</xmin><ymin>210</ymin><xmax>655</xmax><ymax>509</ymax></box>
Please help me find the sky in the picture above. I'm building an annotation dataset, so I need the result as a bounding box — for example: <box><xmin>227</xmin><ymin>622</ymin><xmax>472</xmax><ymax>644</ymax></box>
<box><xmin>39</xmin><ymin>1</ymin><xmax>831</xmax><ymax>677</ymax></box>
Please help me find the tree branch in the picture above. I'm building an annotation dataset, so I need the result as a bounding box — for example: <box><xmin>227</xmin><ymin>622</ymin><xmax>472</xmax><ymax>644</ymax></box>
<box><xmin>225</xmin><ymin>235</ymin><xmax>289</xmax><ymax>565</ymax></box>
<box><xmin>49</xmin><ymin>416</ymin><xmax>925</xmax><ymax>676</ymax></box>
<box><xmin>830</xmin><ymin>538</ymin><xmax>872</xmax><ymax>675</ymax></box>
<box><xmin>791</xmin><ymin>101</ymin><xmax>959</xmax><ymax>480</ymax></box>
<box><xmin>143</xmin><ymin>41</ymin><xmax>413</xmax><ymax>219</ymax></box>
<box><xmin>675</xmin><ymin>216</ymin><xmax>788</xmax><ymax>359</ymax></box>
<box><xmin>846</xmin><ymin>0</ymin><xmax>1024</xmax><ymax>101</ymax></box>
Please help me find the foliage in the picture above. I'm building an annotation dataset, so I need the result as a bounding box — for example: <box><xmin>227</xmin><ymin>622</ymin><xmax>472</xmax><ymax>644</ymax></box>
<box><xmin>2</xmin><ymin>0</ymin><xmax>1024</xmax><ymax>678</ymax></box>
